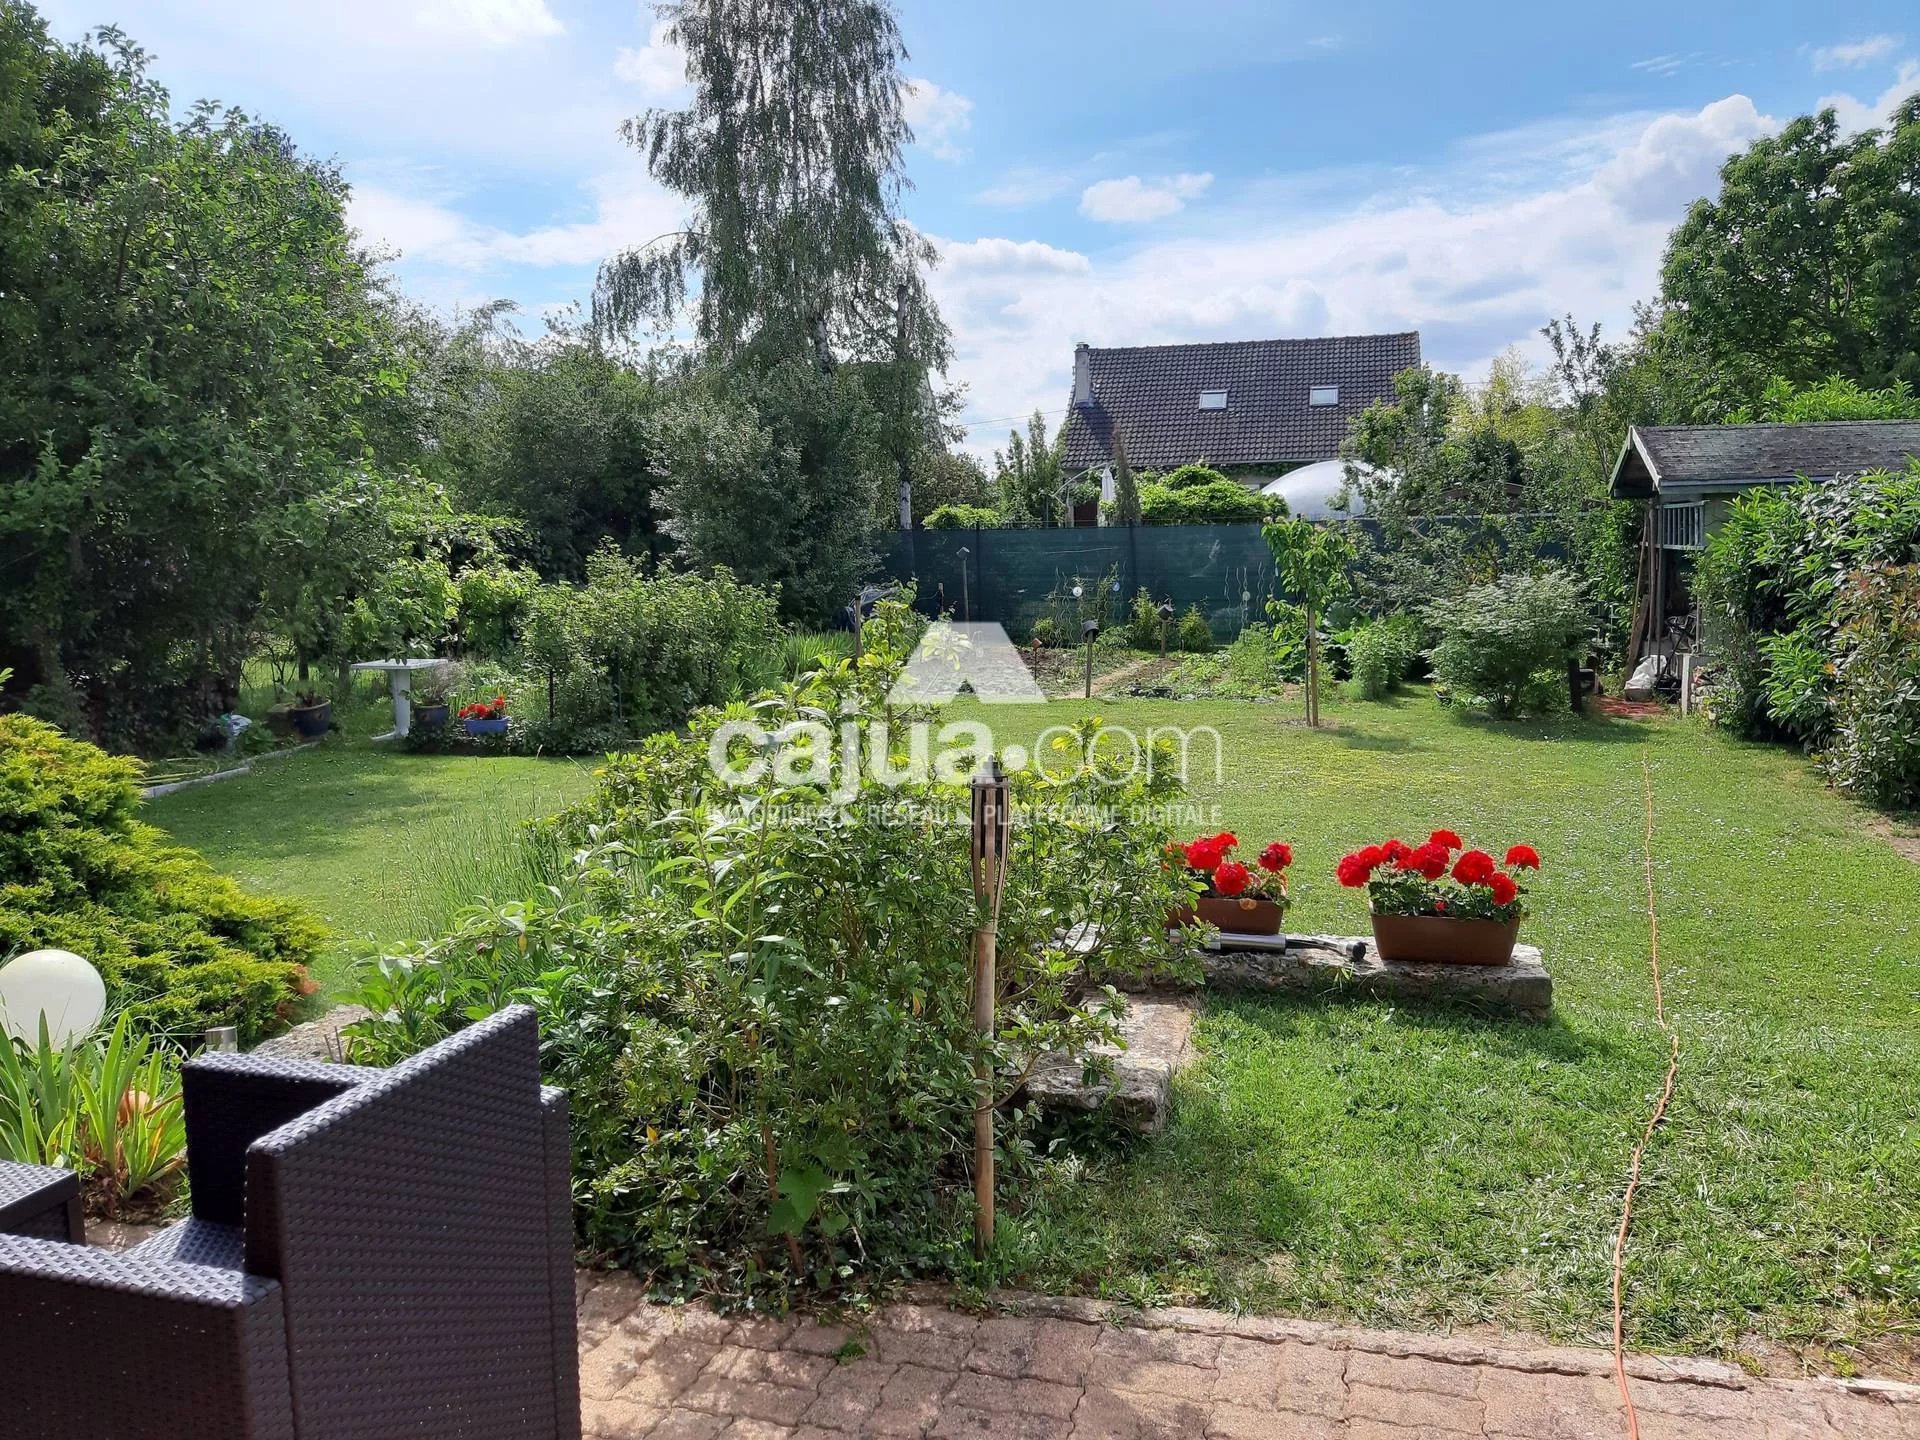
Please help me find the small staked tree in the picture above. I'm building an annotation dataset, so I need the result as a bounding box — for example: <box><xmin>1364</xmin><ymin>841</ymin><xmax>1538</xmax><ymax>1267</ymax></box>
<box><xmin>1110</xmin><ymin>427</ymin><xmax>1142</xmax><ymax>526</ymax></box>
<box><xmin>1264</xmin><ymin>517</ymin><xmax>1356</xmax><ymax>727</ymax></box>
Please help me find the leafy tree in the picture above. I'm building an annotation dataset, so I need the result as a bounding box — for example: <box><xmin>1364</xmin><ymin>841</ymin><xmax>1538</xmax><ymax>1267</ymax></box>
<box><xmin>659</xmin><ymin>359</ymin><xmax>885</xmax><ymax>620</ymax></box>
<box><xmin>1263</xmin><ymin>518</ymin><xmax>1356</xmax><ymax>727</ymax></box>
<box><xmin>595</xmin><ymin>0</ymin><xmax>947</xmax><ymax>376</ymax></box>
<box><xmin>1661</xmin><ymin>93</ymin><xmax>1920</xmax><ymax>391</ymax></box>
<box><xmin>1110</xmin><ymin>427</ymin><xmax>1143</xmax><ymax>526</ymax></box>
<box><xmin>993</xmin><ymin>411</ymin><xmax>1064</xmax><ymax>525</ymax></box>
<box><xmin>905</xmin><ymin>449</ymin><xmax>992</xmax><ymax>525</ymax></box>
<box><xmin>1727</xmin><ymin>375</ymin><xmax>1920</xmax><ymax>424</ymax></box>
<box><xmin>431</xmin><ymin>306</ymin><xmax>665</xmax><ymax>578</ymax></box>
<box><xmin>0</xmin><ymin>10</ymin><xmax>412</xmax><ymax>747</ymax></box>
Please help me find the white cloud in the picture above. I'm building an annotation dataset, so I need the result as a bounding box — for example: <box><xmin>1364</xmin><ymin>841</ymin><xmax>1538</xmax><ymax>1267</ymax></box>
<box><xmin>935</xmin><ymin>97</ymin><xmax>1781</xmax><ymax>457</ymax></box>
<box><xmin>412</xmin><ymin>0</ymin><xmax>563</xmax><ymax>47</ymax></box>
<box><xmin>1078</xmin><ymin>172</ymin><xmax>1214</xmax><ymax>223</ymax></box>
<box><xmin>904</xmin><ymin>78</ymin><xmax>974</xmax><ymax>162</ymax></box>
<box><xmin>349</xmin><ymin>171</ymin><xmax>687</xmax><ymax>273</ymax></box>
<box><xmin>614</xmin><ymin>18</ymin><xmax>691</xmax><ymax>102</ymax></box>
<box><xmin>1817</xmin><ymin>59</ymin><xmax>1920</xmax><ymax>134</ymax></box>
<box><xmin>1631</xmin><ymin>53</ymin><xmax>1695</xmax><ymax>78</ymax></box>
<box><xmin>1808</xmin><ymin>35</ymin><xmax>1901</xmax><ymax>71</ymax></box>
<box><xmin>975</xmin><ymin>167</ymin><xmax>1078</xmax><ymax>208</ymax></box>
<box><xmin>1592</xmin><ymin>94</ymin><xmax>1773</xmax><ymax>221</ymax></box>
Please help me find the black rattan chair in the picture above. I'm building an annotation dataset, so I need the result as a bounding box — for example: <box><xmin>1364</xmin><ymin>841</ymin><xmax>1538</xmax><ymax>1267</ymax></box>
<box><xmin>0</xmin><ymin>1004</ymin><xmax>581</xmax><ymax>1440</ymax></box>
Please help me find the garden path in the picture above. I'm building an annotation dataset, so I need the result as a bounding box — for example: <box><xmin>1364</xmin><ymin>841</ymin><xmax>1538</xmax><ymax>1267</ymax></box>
<box><xmin>575</xmin><ymin>1273</ymin><xmax>1920</xmax><ymax>1439</ymax></box>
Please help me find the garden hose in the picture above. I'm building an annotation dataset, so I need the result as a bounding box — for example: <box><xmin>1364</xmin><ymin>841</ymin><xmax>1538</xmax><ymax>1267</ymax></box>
<box><xmin>1611</xmin><ymin>752</ymin><xmax>1681</xmax><ymax>1439</ymax></box>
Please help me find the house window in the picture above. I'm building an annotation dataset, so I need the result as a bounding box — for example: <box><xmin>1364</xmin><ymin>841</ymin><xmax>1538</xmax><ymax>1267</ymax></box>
<box><xmin>1309</xmin><ymin>385</ymin><xmax>1339</xmax><ymax>406</ymax></box>
<box><xmin>1198</xmin><ymin>390</ymin><xmax>1228</xmax><ymax>410</ymax></box>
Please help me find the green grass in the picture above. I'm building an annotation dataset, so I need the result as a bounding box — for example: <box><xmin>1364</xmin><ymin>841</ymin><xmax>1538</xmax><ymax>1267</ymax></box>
<box><xmin>952</xmin><ymin>689</ymin><xmax>1920</xmax><ymax>1365</ymax></box>
<box><xmin>145</xmin><ymin>739</ymin><xmax>594</xmax><ymax>996</ymax></box>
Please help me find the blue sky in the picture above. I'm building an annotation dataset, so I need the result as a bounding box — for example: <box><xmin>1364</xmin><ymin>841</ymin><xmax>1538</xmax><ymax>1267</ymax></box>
<box><xmin>37</xmin><ymin>1</ymin><xmax>1920</xmax><ymax>451</ymax></box>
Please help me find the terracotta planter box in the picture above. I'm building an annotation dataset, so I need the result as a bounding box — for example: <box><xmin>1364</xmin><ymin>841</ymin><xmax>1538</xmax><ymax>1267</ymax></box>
<box><xmin>1369</xmin><ymin>910</ymin><xmax>1520</xmax><ymax>966</ymax></box>
<box><xmin>1168</xmin><ymin>896</ymin><xmax>1285</xmax><ymax>936</ymax></box>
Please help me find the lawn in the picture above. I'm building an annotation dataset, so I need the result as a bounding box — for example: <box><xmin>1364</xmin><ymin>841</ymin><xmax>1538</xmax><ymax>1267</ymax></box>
<box><xmin>953</xmin><ymin>689</ymin><xmax>1920</xmax><ymax>1371</ymax></box>
<box><xmin>146</xmin><ymin>741</ymin><xmax>596</xmax><ymax>997</ymax></box>
<box><xmin>143</xmin><ymin>683</ymin><xmax>1919</xmax><ymax>1369</ymax></box>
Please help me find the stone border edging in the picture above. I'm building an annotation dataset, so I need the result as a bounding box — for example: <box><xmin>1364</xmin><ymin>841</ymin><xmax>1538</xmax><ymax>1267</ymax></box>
<box><xmin>980</xmin><ymin>1289</ymin><xmax>1920</xmax><ymax>1401</ymax></box>
<box><xmin>140</xmin><ymin>741</ymin><xmax>317</xmax><ymax>799</ymax></box>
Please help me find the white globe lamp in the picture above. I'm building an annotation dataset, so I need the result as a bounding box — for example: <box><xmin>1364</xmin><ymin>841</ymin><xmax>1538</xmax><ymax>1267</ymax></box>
<box><xmin>0</xmin><ymin>949</ymin><xmax>107</xmax><ymax>1047</ymax></box>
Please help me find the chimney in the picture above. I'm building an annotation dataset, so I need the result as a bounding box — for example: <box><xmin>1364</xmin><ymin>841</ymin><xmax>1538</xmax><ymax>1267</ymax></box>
<box><xmin>1072</xmin><ymin>343</ymin><xmax>1092</xmax><ymax>407</ymax></box>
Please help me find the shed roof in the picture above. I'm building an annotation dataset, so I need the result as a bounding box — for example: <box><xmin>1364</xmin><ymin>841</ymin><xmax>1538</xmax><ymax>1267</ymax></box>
<box><xmin>1060</xmin><ymin>332</ymin><xmax>1419</xmax><ymax>471</ymax></box>
<box><xmin>1610</xmin><ymin>421</ymin><xmax>1920</xmax><ymax>498</ymax></box>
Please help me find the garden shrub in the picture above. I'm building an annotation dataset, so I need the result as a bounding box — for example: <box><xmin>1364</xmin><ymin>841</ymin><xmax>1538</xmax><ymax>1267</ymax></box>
<box><xmin>1124</xmin><ymin>589</ymin><xmax>1168</xmax><ymax>650</ymax></box>
<box><xmin>1695</xmin><ymin>464</ymin><xmax>1920</xmax><ymax>810</ymax></box>
<box><xmin>1159</xmin><ymin>462</ymin><xmax>1230</xmax><ymax>491</ymax></box>
<box><xmin>0</xmin><ymin>716</ymin><xmax>320</xmax><ymax>1041</ymax></box>
<box><xmin>923</xmin><ymin>503</ymin><xmax>1002</xmax><ymax>530</ymax></box>
<box><xmin>346</xmin><ymin>659</ymin><xmax>1195</xmax><ymax>1300</ymax></box>
<box><xmin>1426</xmin><ymin>570</ymin><xmax>1585</xmax><ymax>718</ymax></box>
<box><xmin>1176</xmin><ymin>605</ymin><xmax>1215</xmax><ymax>652</ymax></box>
<box><xmin>1138</xmin><ymin>479</ymin><xmax>1274</xmax><ymax>525</ymax></box>
<box><xmin>1346</xmin><ymin>614</ymin><xmax>1424</xmax><ymax>701</ymax></box>
<box><xmin>458</xmin><ymin>548</ymin><xmax>782</xmax><ymax>754</ymax></box>
<box><xmin>1820</xmin><ymin>562</ymin><xmax>1920</xmax><ymax>807</ymax></box>
<box><xmin>1028</xmin><ymin>616</ymin><xmax>1058</xmax><ymax>648</ymax></box>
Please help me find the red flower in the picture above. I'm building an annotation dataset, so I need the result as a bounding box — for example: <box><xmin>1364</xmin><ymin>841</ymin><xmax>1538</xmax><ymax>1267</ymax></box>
<box><xmin>1504</xmin><ymin>843</ymin><xmax>1541</xmax><ymax>870</ymax></box>
<box><xmin>1414</xmin><ymin>843</ymin><xmax>1449</xmax><ymax>880</ymax></box>
<box><xmin>1215</xmin><ymin>831</ymin><xmax>1239</xmax><ymax>850</ymax></box>
<box><xmin>1434</xmin><ymin>899</ymin><xmax>1447</xmax><ymax>913</ymax></box>
<box><xmin>1184</xmin><ymin>836</ymin><xmax>1227</xmax><ymax>871</ymax></box>
<box><xmin>1489</xmin><ymin>872</ymin><xmax>1519</xmax><ymax>906</ymax></box>
<box><xmin>1452</xmin><ymin>849</ymin><xmax>1497</xmax><ymax>885</ymax></box>
<box><xmin>1257</xmin><ymin>841</ymin><xmax>1292</xmax><ymax>872</ymax></box>
<box><xmin>1335</xmin><ymin>851</ymin><xmax>1376</xmax><ymax>888</ymax></box>
<box><xmin>1429</xmin><ymin>829</ymin><xmax>1464</xmax><ymax>851</ymax></box>
<box><xmin>1213</xmin><ymin>861</ymin><xmax>1251</xmax><ymax>896</ymax></box>
<box><xmin>1382</xmin><ymin>837</ymin><xmax>1410</xmax><ymax>863</ymax></box>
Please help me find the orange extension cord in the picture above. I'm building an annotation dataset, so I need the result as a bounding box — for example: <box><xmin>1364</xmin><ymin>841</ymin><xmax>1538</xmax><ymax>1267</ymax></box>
<box><xmin>1611</xmin><ymin>753</ymin><xmax>1681</xmax><ymax>1440</ymax></box>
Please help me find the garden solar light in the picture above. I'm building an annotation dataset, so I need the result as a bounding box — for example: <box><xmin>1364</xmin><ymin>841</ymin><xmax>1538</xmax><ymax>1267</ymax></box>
<box><xmin>0</xmin><ymin>948</ymin><xmax>105</xmax><ymax>1047</ymax></box>
<box><xmin>1081</xmin><ymin>619</ymin><xmax>1101</xmax><ymax>699</ymax></box>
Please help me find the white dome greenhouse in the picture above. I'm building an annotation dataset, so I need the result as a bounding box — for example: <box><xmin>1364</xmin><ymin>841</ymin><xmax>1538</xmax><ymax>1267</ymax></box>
<box><xmin>1260</xmin><ymin>459</ymin><xmax>1386</xmax><ymax>519</ymax></box>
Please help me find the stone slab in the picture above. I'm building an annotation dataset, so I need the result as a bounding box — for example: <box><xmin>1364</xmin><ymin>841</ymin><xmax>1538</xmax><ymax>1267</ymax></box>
<box><xmin>1203</xmin><ymin>938</ymin><xmax>1552</xmax><ymax>1021</ymax></box>
<box><xmin>251</xmin><ymin>1003</ymin><xmax>370</xmax><ymax>1061</ymax></box>
<box><xmin>1025</xmin><ymin>995</ymin><xmax>1196</xmax><ymax>1134</ymax></box>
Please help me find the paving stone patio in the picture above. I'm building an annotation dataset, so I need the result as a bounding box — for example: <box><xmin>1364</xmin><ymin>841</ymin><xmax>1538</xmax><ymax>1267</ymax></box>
<box><xmin>574</xmin><ymin>1273</ymin><xmax>1920</xmax><ymax>1438</ymax></box>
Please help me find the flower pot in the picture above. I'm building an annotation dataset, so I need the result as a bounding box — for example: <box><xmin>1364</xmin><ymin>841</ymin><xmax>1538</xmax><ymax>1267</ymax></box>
<box><xmin>462</xmin><ymin>715</ymin><xmax>509</xmax><ymax>737</ymax></box>
<box><xmin>1168</xmin><ymin>895</ymin><xmax>1285</xmax><ymax>936</ymax></box>
<box><xmin>288</xmin><ymin>699</ymin><xmax>332</xmax><ymax>739</ymax></box>
<box><xmin>1369</xmin><ymin>910</ymin><xmax>1520</xmax><ymax>966</ymax></box>
<box><xmin>414</xmin><ymin>702</ymin><xmax>450</xmax><ymax>731</ymax></box>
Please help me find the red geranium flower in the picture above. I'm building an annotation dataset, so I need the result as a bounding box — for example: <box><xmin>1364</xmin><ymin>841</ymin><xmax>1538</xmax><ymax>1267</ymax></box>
<box><xmin>1257</xmin><ymin>841</ymin><xmax>1292</xmax><ymax>872</ymax></box>
<box><xmin>1215</xmin><ymin>831</ymin><xmax>1239</xmax><ymax>850</ymax></box>
<box><xmin>1213</xmin><ymin>861</ymin><xmax>1251</xmax><ymax>896</ymax></box>
<box><xmin>1414</xmin><ymin>843</ymin><xmax>1450</xmax><ymax>880</ymax></box>
<box><xmin>1489</xmin><ymin>872</ymin><xmax>1519</xmax><ymax>906</ymax></box>
<box><xmin>1430</xmin><ymin>828</ymin><xmax>1464</xmax><ymax>851</ymax></box>
<box><xmin>1183</xmin><ymin>836</ymin><xmax>1227</xmax><ymax>871</ymax></box>
<box><xmin>1504</xmin><ymin>843</ymin><xmax>1541</xmax><ymax>870</ymax></box>
<box><xmin>1382</xmin><ymin>837</ymin><xmax>1410</xmax><ymax>863</ymax></box>
<box><xmin>1335</xmin><ymin>851</ymin><xmax>1376</xmax><ymax>888</ymax></box>
<box><xmin>1434</xmin><ymin>899</ymin><xmax>1447</xmax><ymax>913</ymax></box>
<box><xmin>1452</xmin><ymin>849</ymin><xmax>1497</xmax><ymax>885</ymax></box>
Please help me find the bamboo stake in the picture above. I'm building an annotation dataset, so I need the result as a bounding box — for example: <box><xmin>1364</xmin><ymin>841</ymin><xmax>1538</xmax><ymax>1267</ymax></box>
<box><xmin>970</xmin><ymin>759</ymin><xmax>1011</xmax><ymax>1257</ymax></box>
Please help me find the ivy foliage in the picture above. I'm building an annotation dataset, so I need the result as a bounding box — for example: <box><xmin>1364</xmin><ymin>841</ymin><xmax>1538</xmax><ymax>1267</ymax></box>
<box><xmin>0</xmin><ymin>715</ymin><xmax>320</xmax><ymax>1041</ymax></box>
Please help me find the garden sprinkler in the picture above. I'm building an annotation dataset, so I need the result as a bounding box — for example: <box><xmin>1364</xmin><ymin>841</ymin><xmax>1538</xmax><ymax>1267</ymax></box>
<box><xmin>1158</xmin><ymin>601</ymin><xmax>1175</xmax><ymax>659</ymax></box>
<box><xmin>968</xmin><ymin>758</ymin><xmax>1012</xmax><ymax>1256</ymax></box>
<box><xmin>1082</xmin><ymin>618</ymin><xmax>1101</xmax><ymax>699</ymax></box>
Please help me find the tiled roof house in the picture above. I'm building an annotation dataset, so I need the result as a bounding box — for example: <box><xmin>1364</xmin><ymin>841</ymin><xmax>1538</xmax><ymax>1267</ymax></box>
<box><xmin>1058</xmin><ymin>332</ymin><xmax>1421</xmax><ymax>481</ymax></box>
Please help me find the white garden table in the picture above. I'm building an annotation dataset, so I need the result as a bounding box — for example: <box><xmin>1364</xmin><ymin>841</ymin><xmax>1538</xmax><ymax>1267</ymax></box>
<box><xmin>350</xmin><ymin>658</ymin><xmax>448</xmax><ymax>740</ymax></box>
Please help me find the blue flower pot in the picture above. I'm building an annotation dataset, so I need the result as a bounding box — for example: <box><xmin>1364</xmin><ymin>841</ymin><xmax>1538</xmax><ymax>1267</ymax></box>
<box><xmin>462</xmin><ymin>716</ymin><xmax>509</xmax><ymax>737</ymax></box>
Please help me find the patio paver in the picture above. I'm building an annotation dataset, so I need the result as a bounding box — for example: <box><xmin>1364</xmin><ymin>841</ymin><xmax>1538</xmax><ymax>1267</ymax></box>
<box><xmin>574</xmin><ymin>1273</ymin><xmax>1920</xmax><ymax>1438</ymax></box>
